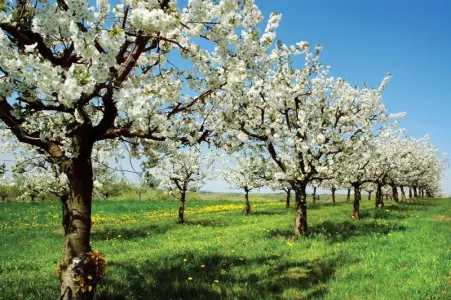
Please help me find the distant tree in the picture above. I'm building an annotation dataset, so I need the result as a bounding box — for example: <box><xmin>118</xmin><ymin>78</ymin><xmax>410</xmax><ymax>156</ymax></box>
<box><xmin>153</xmin><ymin>147</ymin><xmax>212</xmax><ymax>223</ymax></box>
<box><xmin>222</xmin><ymin>152</ymin><xmax>267</xmax><ymax>215</ymax></box>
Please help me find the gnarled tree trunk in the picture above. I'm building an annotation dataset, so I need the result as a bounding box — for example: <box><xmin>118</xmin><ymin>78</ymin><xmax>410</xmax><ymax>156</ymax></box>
<box><xmin>331</xmin><ymin>187</ymin><xmax>336</xmax><ymax>203</ymax></box>
<box><xmin>178</xmin><ymin>190</ymin><xmax>187</xmax><ymax>223</ymax></box>
<box><xmin>244</xmin><ymin>187</ymin><xmax>251</xmax><ymax>215</ymax></box>
<box><xmin>293</xmin><ymin>182</ymin><xmax>308</xmax><ymax>236</ymax></box>
<box><xmin>285</xmin><ymin>188</ymin><xmax>291</xmax><ymax>208</ymax></box>
<box><xmin>391</xmin><ymin>185</ymin><xmax>399</xmax><ymax>203</ymax></box>
<box><xmin>351</xmin><ymin>183</ymin><xmax>361</xmax><ymax>220</ymax></box>
<box><xmin>375</xmin><ymin>183</ymin><xmax>384</xmax><ymax>208</ymax></box>
<box><xmin>60</xmin><ymin>157</ymin><xmax>96</xmax><ymax>300</ymax></box>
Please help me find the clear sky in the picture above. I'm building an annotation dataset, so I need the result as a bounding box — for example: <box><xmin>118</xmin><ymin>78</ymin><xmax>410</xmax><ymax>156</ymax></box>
<box><xmin>203</xmin><ymin>0</ymin><xmax>451</xmax><ymax>194</ymax></box>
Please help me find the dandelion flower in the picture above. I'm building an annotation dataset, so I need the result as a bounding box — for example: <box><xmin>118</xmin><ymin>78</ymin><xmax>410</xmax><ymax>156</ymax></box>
<box><xmin>187</xmin><ymin>277</ymin><xmax>193</xmax><ymax>281</ymax></box>
<box><xmin>201</xmin><ymin>265</ymin><xmax>206</xmax><ymax>268</ymax></box>
<box><xmin>214</xmin><ymin>280</ymin><xmax>219</xmax><ymax>283</ymax></box>
<box><xmin>183</xmin><ymin>258</ymin><xmax>188</xmax><ymax>262</ymax></box>
<box><xmin>286</xmin><ymin>242</ymin><xmax>293</xmax><ymax>247</ymax></box>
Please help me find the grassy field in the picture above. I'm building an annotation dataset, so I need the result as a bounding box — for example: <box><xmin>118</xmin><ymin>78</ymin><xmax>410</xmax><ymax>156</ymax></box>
<box><xmin>0</xmin><ymin>196</ymin><xmax>450</xmax><ymax>299</ymax></box>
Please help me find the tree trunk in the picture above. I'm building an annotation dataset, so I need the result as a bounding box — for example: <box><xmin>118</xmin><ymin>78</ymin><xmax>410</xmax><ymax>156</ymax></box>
<box><xmin>351</xmin><ymin>183</ymin><xmax>361</xmax><ymax>220</ymax></box>
<box><xmin>400</xmin><ymin>186</ymin><xmax>406</xmax><ymax>200</ymax></box>
<box><xmin>1</xmin><ymin>196</ymin><xmax>5</xmax><ymax>202</ymax></box>
<box><xmin>346</xmin><ymin>188</ymin><xmax>351</xmax><ymax>202</ymax></box>
<box><xmin>244</xmin><ymin>188</ymin><xmax>251</xmax><ymax>215</ymax></box>
<box><xmin>60</xmin><ymin>158</ymin><xmax>97</xmax><ymax>300</ymax></box>
<box><xmin>31</xmin><ymin>195</ymin><xmax>35</xmax><ymax>202</ymax></box>
<box><xmin>421</xmin><ymin>188</ymin><xmax>425</xmax><ymax>199</ymax></box>
<box><xmin>312</xmin><ymin>187</ymin><xmax>317</xmax><ymax>204</ymax></box>
<box><xmin>285</xmin><ymin>188</ymin><xmax>291</xmax><ymax>208</ymax></box>
<box><xmin>61</xmin><ymin>195</ymin><xmax>71</xmax><ymax>235</ymax></box>
<box><xmin>391</xmin><ymin>185</ymin><xmax>399</xmax><ymax>203</ymax></box>
<box><xmin>331</xmin><ymin>187</ymin><xmax>336</xmax><ymax>203</ymax></box>
<box><xmin>409</xmin><ymin>187</ymin><xmax>412</xmax><ymax>199</ymax></box>
<box><xmin>368</xmin><ymin>191</ymin><xmax>372</xmax><ymax>201</ymax></box>
<box><xmin>413</xmin><ymin>186</ymin><xmax>418</xmax><ymax>198</ymax></box>
<box><xmin>375</xmin><ymin>183</ymin><xmax>384</xmax><ymax>208</ymax></box>
<box><xmin>178</xmin><ymin>190</ymin><xmax>186</xmax><ymax>223</ymax></box>
<box><xmin>293</xmin><ymin>183</ymin><xmax>308</xmax><ymax>236</ymax></box>
<box><xmin>426</xmin><ymin>190</ymin><xmax>432</xmax><ymax>198</ymax></box>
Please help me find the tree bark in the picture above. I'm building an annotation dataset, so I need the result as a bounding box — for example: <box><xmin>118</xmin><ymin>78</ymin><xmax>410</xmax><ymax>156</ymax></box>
<box><xmin>409</xmin><ymin>187</ymin><xmax>412</xmax><ymax>199</ymax></box>
<box><xmin>244</xmin><ymin>187</ymin><xmax>251</xmax><ymax>215</ymax></box>
<box><xmin>391</xmin><ymin>185</ymin><xmax>399</xmax><ymax>203</ymax></box>
<box><xmin>367</xmin><ymin>191</ymin><xmax>372</xmax><ymax>201</ymax></box>
<box><xmin>1</xmin><ymin>196</ymin><xmax>5</xmax><ymax>202</ymax></box>
<box><xmin>285</xmin><ymin>188</ymin><xmax>291</xmax><ymax>208</ymax></box>
<box><xmin>400</xmin><ymin>186</ymin><xmax>406</xmax><ymax>200</ymax></box>
<box><xmin>413</xmin><ymin>186</ymin><xmax>418</xmax><ymax>198</ymax></box>
<box><xmin>293</xmin><ymin>183</ymin><xmax>308</xmax><ymax>236</ymax></box>
<box><xmin>351</xmin><ymin>183</ymin><xmax>361</xmax><ymax>220</ymax></box>
<box><xmin>331</xmin><ymin>187</ymin><xmax>336</xmax><ymax>203</ymax></box>
<box><xmin>60</xmin><ymin>157</ymin><xmax>96</xmax><ymax>300</ymax></box>
<box><xmin>312</xmin><ymin>187</ymin><xmax>317</xmax><ymax>204</ymax></box>
<box><xmin>346</xmin><ymin>188</ymin><xmax>351</xmax><ymax>202</ymax></box>
<box><xmin>421</xmin><ymin>188</ymin><xmax>425</xmax><ymax>199</ymax></box>
<box><xmin>61</xmin><ymin>194</ymin><xmax>71</xmax><ymax>235</ymax></box>
<box><xmin>375</xmin><ymin>183</ymin><xmax>384</xmax><ymax>208</ymax></box>
<box><xmin>178</xmin><ymin>190</ymin><xmax>186</xmax><ymax>223</ymax></box>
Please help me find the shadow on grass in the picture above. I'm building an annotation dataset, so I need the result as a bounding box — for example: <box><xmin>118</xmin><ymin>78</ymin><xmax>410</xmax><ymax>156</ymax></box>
<box><xmin>268</xmin><ymin>216</ymin><xmax>406</xmax><ymax>244</ymax></box>
<box><xmin>251</xmin><ymin>210</ymin><xmax>289</xmax><ymax>216</ymax></box>
<box><xmin>184</xmin><ymin>219</ymin><xmax>230</xmax><ymax>227</ymax></box>
<box><xmin>309</xmin><ymin>219</ymin><xmax>406</xmax><ymax>243</ymax></box>
<box><xmin>96</xmin><ymin>254</ymin><xmax>337</xmax><ymax>299</ymax></box>
<box><xmin>92</xmin><ymin>224</ymin><xmax>172</xmax><ymax>241</ymax></box>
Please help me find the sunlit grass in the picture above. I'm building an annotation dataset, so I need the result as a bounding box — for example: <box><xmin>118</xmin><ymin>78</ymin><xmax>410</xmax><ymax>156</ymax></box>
<box><xmin>0</xmin><ymin>196</ymin><xmax>450</xmax><ymax>299</ymax></box>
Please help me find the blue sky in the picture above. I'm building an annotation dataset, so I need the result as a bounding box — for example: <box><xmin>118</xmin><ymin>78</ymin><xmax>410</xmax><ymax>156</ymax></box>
<box><xmin>203</xmin><ymin>0</ymin><xmax>451</xmax><ymax>194</ymax></box>
<box><xmin>2</xmin><ymin>0</ymin><xmax>450</xmax><ymax>194</ymax></box>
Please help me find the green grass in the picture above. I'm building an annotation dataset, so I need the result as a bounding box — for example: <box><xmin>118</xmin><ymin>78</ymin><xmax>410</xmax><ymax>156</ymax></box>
<box><xmin>1</xmin><ymin>196</ymin><xmax>450</xmax><ymax>299</ymax></box>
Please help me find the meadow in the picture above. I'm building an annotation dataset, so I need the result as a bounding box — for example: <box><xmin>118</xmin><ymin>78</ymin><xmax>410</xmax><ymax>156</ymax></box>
<box><xmin>0</xmin><ymin>195</ymin><xmax>450</xmax><ymax>299</ymax></box>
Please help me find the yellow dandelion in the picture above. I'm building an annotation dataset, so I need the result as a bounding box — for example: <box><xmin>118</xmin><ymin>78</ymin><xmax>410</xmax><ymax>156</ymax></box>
<box><xmin>239</xmin><ymin>258</ymin><xmax>244</xmax><ymax>261</ymax></box>
<box><xmin>187</xmin><ymin>277</ymin><xmax>193</xmax><ymax>281</ymax></box>
<box><xmin>388</xmin><ymin>233</ymin><xmax>392</xmax><ymax>236</ymax></box>
<box><xmin>214</xmin><ymin>280</ymin><xmax>219</xmax><ymax>283</ymax></box>
<box><xmin>183</xmin><ymin>258</ymin><xmax>188</xmax><ymax>262</ymax></box>
<box><xmin>201</xmin><ymin>265</ymin><xmax>206</xmax><ymax>268</ymax></box>
<box><xmin>286</xmin><ymin>242</ymin><xmax>293</xmax><ymax>247</ymax></box>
